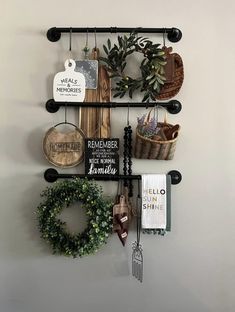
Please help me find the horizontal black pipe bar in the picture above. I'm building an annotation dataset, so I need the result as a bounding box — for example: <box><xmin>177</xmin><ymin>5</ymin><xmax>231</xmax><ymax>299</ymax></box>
<box><xmin>51</xmin><ymin>27</ymin><xmax>174</xmax><ymax>33</ymax></box>
<box><xmin>47</xmin><ymin>27</ymin><xmax>182</xmax><ymax>43</ymax></box>
<box><xmin>46</xmin><ymin>99</ymin><xmax>182</xmax><ymax>114</ymax></box>
<box><xmin>44</xmin><ymin>168</ymin><xmax>182</xmax><ymax>185</ymax></box>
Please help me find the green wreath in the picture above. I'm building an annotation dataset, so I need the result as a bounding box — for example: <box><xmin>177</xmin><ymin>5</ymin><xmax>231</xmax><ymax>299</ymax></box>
<box><xmin>100</xmin><ymin>32</ymin><xmax>166</xmax><ymax>102</ymax></box>
<box><xmin>37</xmin><ymin>178</ymin><xmax>113</xmax><ymax>257</ymax></box>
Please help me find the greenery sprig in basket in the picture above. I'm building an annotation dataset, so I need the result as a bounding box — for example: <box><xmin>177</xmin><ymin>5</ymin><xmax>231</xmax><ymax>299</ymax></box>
<box><xmin>137</xmin><ymin>112</ymin><xmax>160</xmax><ymax>138</ymax></box>
<box><xmin>100</xmin><ymin>32</ymin><xmax>167</xmax><ymax>102</ymax></box>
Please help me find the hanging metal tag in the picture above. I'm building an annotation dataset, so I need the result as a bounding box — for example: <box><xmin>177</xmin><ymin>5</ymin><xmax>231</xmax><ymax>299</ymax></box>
<box><xmin>75</xmin><ymin>59</ymin><xmax>98</xmax><ymax>89</ymax></box>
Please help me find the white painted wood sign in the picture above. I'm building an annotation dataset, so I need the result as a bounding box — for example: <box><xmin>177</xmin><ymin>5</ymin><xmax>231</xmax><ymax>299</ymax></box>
<box><xmin>53</xmin><ymin>59</ymin><xmax>86</xmax><ymax>102</ymax></box>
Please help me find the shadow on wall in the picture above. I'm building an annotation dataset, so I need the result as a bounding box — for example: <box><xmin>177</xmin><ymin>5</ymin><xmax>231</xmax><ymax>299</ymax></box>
<box><xmin>46</xmin><ymin>74</ymin><xmax>54</xmax><ymax>100</ymax></box>
<box><xmin>0</xmin><ymin>175</ymin><xmax>51</xmax><ymax>258</ymax></box>
<box><xmin>2</xmin><ymin>126</ymin><xmax>48</xmax><ymax>166</ymax></box>
<box><xmin>27</xmin><ymin>127</ymin><xmax>50</xmax><ymax>166</ymax></box>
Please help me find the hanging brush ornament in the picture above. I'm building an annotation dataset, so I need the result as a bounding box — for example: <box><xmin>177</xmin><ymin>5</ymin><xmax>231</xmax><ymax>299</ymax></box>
<box><xmin>132</xmin><ymin>180</ymin><xmax>143</xmax><ymax>282</ymax></box>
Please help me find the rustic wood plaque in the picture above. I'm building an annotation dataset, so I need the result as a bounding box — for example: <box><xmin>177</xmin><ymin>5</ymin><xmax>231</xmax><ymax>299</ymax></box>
<box><xmin>85</xmin><ymin>139</ymin><xmax>119</xmax><ymax>175</ymax></box>
<box><xmin>43</xmin><ymin>126</ymin><xmax>85</xmax><ymax>168</ymax></box>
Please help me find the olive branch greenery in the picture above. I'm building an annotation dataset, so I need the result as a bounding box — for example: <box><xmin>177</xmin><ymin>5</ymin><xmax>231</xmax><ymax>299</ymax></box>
<box><xmin>37</xmin><ymin>178</ymin><xmax>113</xmax><ymax>258</ymax></box>
<box><xmin>99</xmin><ymin>32</ymin><xmax>167</xmax><ymax>102</ymax></box>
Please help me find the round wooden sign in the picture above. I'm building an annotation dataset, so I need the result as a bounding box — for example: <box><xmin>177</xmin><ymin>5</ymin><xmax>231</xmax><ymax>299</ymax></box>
<box><xmin>156</xmin><ymin>47</ymin><xmax>184</xmax><ymax>101</ymax></box>
<box><xmin>43</xmin><ymin>124</ymin><xmax>85</xmax><ymax>168</ymax></box>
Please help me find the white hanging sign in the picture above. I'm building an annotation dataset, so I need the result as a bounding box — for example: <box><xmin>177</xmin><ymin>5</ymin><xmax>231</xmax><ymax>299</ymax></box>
<box><xmin>141</xmin><ymin>174</ymin><xmax>167</xmax><ymax>229</ymax></box>
<box><xmin>53</xmin><ymin>59</ymin><xmax>86</xmax><ymax>102</ymax></box>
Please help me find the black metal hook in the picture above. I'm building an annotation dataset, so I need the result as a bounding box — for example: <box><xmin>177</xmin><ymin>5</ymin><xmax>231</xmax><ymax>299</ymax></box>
<box><xmin>127</xmin><ymin>104</ymin><xmax>130</xmax><ymax>126</ymax></box>
<box><xmin>94</xmin><ymin>27</ymin><xmax>97</xmax><ymax>50</ymax></box>
<box><xmin>163</xmin><ymin>28</ymin><xmax>166</xmax><ymax>47</ymax></box>
<box><xmin>64</xmin><ymin>103</ymin><xmax>67</xmax><ymax>123</ymax></box>
<box><xmin>69</xmin><ymin>27</ymin><xmax>72</xmax><ymax>52</ymax></box>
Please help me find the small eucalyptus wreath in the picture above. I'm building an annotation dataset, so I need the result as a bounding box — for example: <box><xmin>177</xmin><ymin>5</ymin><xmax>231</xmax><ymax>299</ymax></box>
<box><xmin>100</xmin><ymin>32</ymin><xmax>166</xmax><ymax>102</ymax></box>
<box><xmin>37</xmin><ymin>178</ymin><xmax>113</xmax><ymax>257</ymax></box>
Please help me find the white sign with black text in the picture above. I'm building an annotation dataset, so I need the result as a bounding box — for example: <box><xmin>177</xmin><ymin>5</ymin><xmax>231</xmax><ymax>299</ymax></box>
<box><xmin>53</xmin><ymin>59</ymin><xmax>86</xmax><ymax>102</ymax></box>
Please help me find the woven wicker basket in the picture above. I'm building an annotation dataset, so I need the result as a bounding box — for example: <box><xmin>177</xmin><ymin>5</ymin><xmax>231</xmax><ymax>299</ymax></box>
<box><xmin>156</xmin><ymin>51</ymin><xmax>184</xmax><ymax>101</ymax></box>
<box><xmin>134</xmin><ymin>110</ymin><xmax>180</xmax><ymax>160</ymax></box>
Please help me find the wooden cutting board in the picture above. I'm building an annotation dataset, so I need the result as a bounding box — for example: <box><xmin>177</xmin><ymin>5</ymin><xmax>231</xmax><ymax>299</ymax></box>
<box><xmin>97</xmin><ymin>62</ymin><xmax>111</xmax><ymax>138</ymax></box>
<box><xmin>79</xmin><ymin>48</ymin><xmax>111</xmax><ymax>138</ymax></box>
<box><xmin>79</xmin><ymin>49</ymin><xmax>98</xmax><ymax>138</ymax></box>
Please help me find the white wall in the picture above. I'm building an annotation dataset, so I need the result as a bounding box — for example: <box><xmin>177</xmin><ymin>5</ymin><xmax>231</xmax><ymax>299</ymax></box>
<box><xmin>0</xmin><ymin>1</ymin><xmax>235</xmax><ymax>311</ymax></box>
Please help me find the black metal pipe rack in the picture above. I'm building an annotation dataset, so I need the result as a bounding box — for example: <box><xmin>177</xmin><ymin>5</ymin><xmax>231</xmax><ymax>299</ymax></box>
<box><xmin>44</xmin><ymin>168</ymin><xmax>182</xmax><ymax>185</ymax></box>
<box><xmin>47</xmin><ymin>27</ymin><xmax>182</xmax><ymax>43</ymax></box>
<box><xmin>45</xmin><ymin>99</ymin><xmax>182</xmax><ymax>114</ymax></box>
